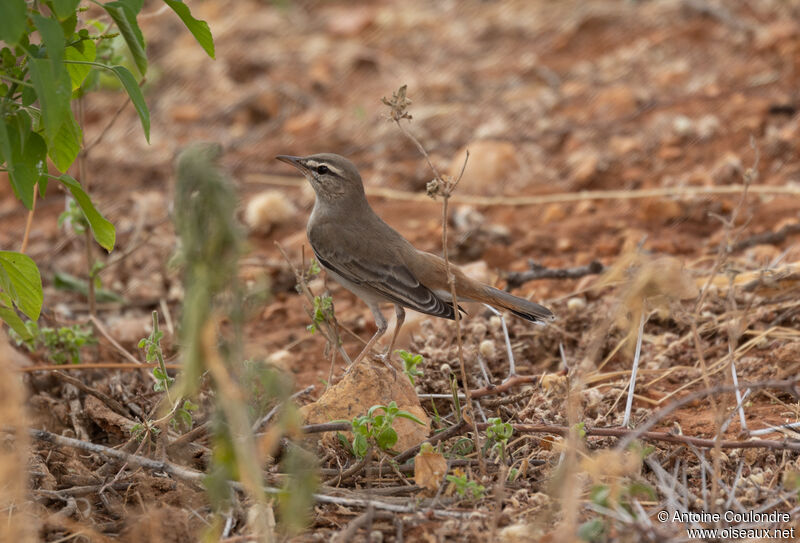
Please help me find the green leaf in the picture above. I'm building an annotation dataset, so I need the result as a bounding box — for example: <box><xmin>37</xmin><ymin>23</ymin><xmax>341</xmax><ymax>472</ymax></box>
<box><xmin>0</xmin><ymin>0</ymin><xmax>27</xmax><ymax>44</ymax></box>
<box><xmin>0</xmin><ymin>113</ymin><xmax>47</xmax><ymax>209</ymax></box>
<box><xmin>58</xmin><ymin>175</ymin><xmax>116</xmax><ymax>251</ymax></box>
<box><xmin>51</xmin><ymin>0</ymin><xmax>82</xmax><ymax>20</ymax></box>
<box><xmin>163</xmin><ymin>0</ymin><xmax>215</xmax><ymax>58</ymax></box>
<box><xmin>0</xmin><ymin>251</ymin><xmax>43</xmax><ymax>320</ymax></box>
<box><xmin>0</xmin><ymin>304</ymin><xmax>32</xmax><ymax>340</ymax></box>
<box><xmin>27</xmin><ymin>57</ymin><xmax>72</xmax><ymax>150</ymax></box>
<box><xmin>352</xmin><ymin>433</ymin><xmax>368</xmax><ymax>458</ymax></box>
<box><xmin>108</xmin><ymin>65</ymin><xmax>149</xmax><ymax>141</ymax></box>
<box><xmin>32</xmin><ymin>14</ymin><xmax>66</xmax><ymax>73</ymax></box>
<box><xmin>578</xmin><ymin>519</ymin><xmax>606</xmax><ymax>542</ymax></box>
<box><xmin>65</xmin><ymin>40</ymin><xmax>97</xmax><ymax>91</ymax></box>
<box><xmin>394</xmin><ymin>410</ymin><xmax>425</xmax><ymax>426</ymax></box>
<box><xmin>53</xmin><ymin>271</ymin><xmax>125</xmax><ymax>303</ymax></box>
<box><xmin>376</xmin><ymin>427</ymin><xmax>397</xmax><ymax>450</ymax></box>
<box><xmin>102</xmin><ymin>0</ymin><xmax>147</xmax><ymax>76</ymax></box>
<box><xmin>49</xmin><ymin>111</ymin><xmax>82</xmax><ymax>172</ymax></box>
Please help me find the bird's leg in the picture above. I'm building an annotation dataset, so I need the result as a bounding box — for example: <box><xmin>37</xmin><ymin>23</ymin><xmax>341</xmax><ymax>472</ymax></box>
<box><xmin>351</xmin><ymin>304</ymin><xmax>388</xmax><ymax>366</ymax></box>
<box><xmin>384</xmin><ymin>305</ymin><xmax>406</xmax><ymax>359</ymax></box>
<box><xmin>484</xmin><ymin>304</ymin><xmax>517</xmax><ymax>382</ymax></box>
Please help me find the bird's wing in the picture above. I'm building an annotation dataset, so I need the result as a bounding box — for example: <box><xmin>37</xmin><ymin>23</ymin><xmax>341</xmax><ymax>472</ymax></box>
<box><xmin>310</xmin><ymin>242</ymin><xmax>459</xmax><ymax>320</ymax></box>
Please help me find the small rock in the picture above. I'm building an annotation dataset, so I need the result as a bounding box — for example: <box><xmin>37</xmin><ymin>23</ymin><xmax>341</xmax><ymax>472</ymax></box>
<box><xmin>672</xmin><ymin>115</ymin><xmax>694</xmax><ymax>138</ymax></box>
<box><xmin>479</xmin><ymin>339</ymin><xmax>496</xmax><ymax>359</ymax></box>
<box><xmin>637</xmin><ymin>198</ymin><xmax>682</xmax><ymax>224</ymax></box>
<box><xmin>448</xmin><ymin>140</ymin><xmax>518</xmax><ymax>194</ymax></box>
<box><xmin>696</xmin><ymin>115</ymin><xmax>720</xmax><ymax>140</ymax></box>
<box><xmin>244</xmin><ymin>191</ymin><xmax>297</xmax><ymax>235</ymax></box>
<box><xmin>266</xmin><ymin>349</ymin><xmax>293</xmax><ymax>373</ymax></box>
<box><xmin>541</xmin><ymin>203</ymin><xmax>566</xmax><ymax>223</ymax></box>
<box><xmin>711</xmin><ymin>153</ymin><xmax>743</xmax><ymax>184</ymax></box>
<box><xmin>299</xmin><ymin>359</ymin><xmax>430</xmax><ymax>452</ymax></box>
<box><xmin>567</xmin><ymin>149</ymin><xmax>601</xmax><ymax>187</ymax></box>
<box><xmin>566</xmin><ymin>297</ymin><xmax>586</xmax><ymax>311</ymax></box>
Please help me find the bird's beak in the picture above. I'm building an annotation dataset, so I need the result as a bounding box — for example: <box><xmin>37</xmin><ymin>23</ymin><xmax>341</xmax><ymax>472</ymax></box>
<box><xmin>276</xmin><ymin>155</ymin><xmax>309</xmax><ymax>174</ymax></box>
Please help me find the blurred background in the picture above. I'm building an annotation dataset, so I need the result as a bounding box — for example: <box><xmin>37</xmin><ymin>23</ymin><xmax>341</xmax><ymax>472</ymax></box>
<box><xmin>4</xmin><ymin>0</ymin><xmax>800</xmax><ymax>540</ymax></box>
<box><xmin>6</xmin><ymin>0</ymin><xmax>796</xmax><ymax>381</ymax></box>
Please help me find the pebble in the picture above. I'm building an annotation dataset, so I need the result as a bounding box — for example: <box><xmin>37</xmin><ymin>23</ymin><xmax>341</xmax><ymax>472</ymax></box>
<box><xmin>244</xmin><ymin>191</ymin><xmax>297</xmax><ymax>234</ymax></box>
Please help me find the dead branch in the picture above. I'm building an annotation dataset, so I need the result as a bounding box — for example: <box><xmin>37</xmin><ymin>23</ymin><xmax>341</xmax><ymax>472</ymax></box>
<box><xmin>730</xmin><ymin>221</ymin><xmax>800</xmax><ymax>252</ymax></box>
<box><xmin>506</xmin><ymin>260</ymin><xmax>605</xmax><ymax>289</ymax></box>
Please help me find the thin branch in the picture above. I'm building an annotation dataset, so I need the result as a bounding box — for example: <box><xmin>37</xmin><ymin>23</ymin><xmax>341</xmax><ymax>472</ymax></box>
<box><xmin>506</xmin><ymin>260</ymin><xmax>605</xmax><ymax>289</ymax></box>
<box><xmin>20</xmin><ymin>187</ymin><xmax>38</xmax><ymax>254</ymax></box>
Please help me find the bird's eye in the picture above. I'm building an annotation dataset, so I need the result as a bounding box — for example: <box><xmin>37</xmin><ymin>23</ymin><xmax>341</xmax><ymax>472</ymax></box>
<box><xmin>316</xmin><ymin>165</ymin><xmax>329</xmax><ymax>174</ymax></box>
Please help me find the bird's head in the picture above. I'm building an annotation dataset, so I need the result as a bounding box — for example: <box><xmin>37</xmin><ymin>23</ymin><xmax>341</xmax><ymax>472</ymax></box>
<box><xmin>276</xmin><ymin>153</ymin><xmax>365</xmax><ymax>202</ymax></box>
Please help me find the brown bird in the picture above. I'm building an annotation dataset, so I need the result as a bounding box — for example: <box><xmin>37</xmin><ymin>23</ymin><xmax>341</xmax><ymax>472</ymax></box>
<box><xmin>276</xmin><ymin>153</ymin><xmax>554</xmax><ymax>366</ymax></box>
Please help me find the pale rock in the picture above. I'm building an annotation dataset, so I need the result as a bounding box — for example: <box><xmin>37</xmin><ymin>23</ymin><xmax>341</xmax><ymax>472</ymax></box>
<box><xmin>696</xmin><ymin>115</ymin><xmax>720</xmax><ymax>140</ymax></box>
<box><xmin>299</xmin><ymin>359</ymin><xmax>430</xmax><ymax>452</ymax></box>
<box><xmin>711</xmin><ymin>153</ymin><xmax>743</xmax><ymax>184</ymax></box>
<box><xmin>541</xmin><ymin>203</ymin><xmax>566</xmax><ymax>223</ymax></box>
<box><xmin>266</xmin><ymin>349</ymin><xmax>293</xmax><ymax>373</ymax></box>
<box><xmin>479</xmin><ymin>339</ymin><xmax>496</xmax><ymax>359</ymax></box>
<box><xmin>557</xmin><ymin>237</ymin><xmax>572</xmax><ymax>251</ymax></box>
<box><xmin>566</xmin><ymin>297</ymin><xmax>587</xmax><ymax>311</ymax></box>
<box><xmin>448</xmin><ymin>140</ymin><xmax>518</xmax><ymax>194</ymax></box>
<box><xmin>245</xmin><ymin>191</ymin><xmax>297</xmax><ymax>235</ymax></box>
<box><xmin>672</xmin><ymin>115</ymin><xmax>694</xmax><ymax>138</ymax></box>
<box><xmin>567</xmin><ymin>149</ymin><xmax>601</xmax><ymax>187</ymax></box>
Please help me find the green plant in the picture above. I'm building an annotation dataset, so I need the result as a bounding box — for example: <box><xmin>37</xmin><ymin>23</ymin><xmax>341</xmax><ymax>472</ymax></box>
<box><xmin>138</xmin><ymin>311</ymin><xmax>171</xmax><ymax>391</ymax></box>
<box><xmin>445</xmin><ymin>470</ymin><xmax>486</xmax><ymax>499</ymax></box>
<box><xmin>307</xmin><ymin>294</ymin><xmax>333</xmax><ymax>334</ymax></box>
<box><xmin>10</xmin><ymin>319</ymin><xmax>95</xmax><ymax>364</ymax></box>
<box><xmin>395</xmin><ymin>349</ymin><xmax>424</xmax><ymax>385</ymax></box>
<box><xmin>0</xmin><ymin>0</ymin><xmax>214</xmax><ymax>335</ymax></box>
<box><xmin>342</xmin><ymin>401</ymin><xmax>425</xmax><ymax>458</ymax></box>
<box><xmin>485</xmin><ymin>416</ymin><xmax>513</xmax><ymax>461</ymax></box>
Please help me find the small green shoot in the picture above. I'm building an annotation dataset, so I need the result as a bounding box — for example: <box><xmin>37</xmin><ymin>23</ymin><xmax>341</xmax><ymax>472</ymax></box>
<box><xmin>445</xmin><ymin>470</ymin><xmax>485</xmax><ymax>500</ymax></box>
<box><xmin>348</xmin><ymin>401</ymin><xmax>425</xmax><ymax>458</ymax></box>
<box><xmin>395</xmin><ymin>349</ymin><xmax>424</xmax><ymax>385</ymax></box>
<box><xmin>484</xmin><ymin>417</ymin><xmax>513</xmax><ymax>461</ymax></box>
<box><xmin>307</xmin><ymin>294</ymin><xmax>333</xmax><ymax>334</ymax></box>
<box><xmin>138</xmin><ymin>311</ymin><xmax>172</xmax><ymax>392</ymax></box>
<box><xmin>10</xmin><ymin>320</ymin><xmax>96</xmax><ymax>364</ymax></box>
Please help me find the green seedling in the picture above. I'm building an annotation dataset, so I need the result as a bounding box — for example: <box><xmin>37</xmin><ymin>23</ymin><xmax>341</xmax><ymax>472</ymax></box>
<box><xmin>395</xmin><ymin>349</ymin><xmax>424</xmax><ymax>385</ymax></box>
<box><xmin>339</xmin><ymin>401</ymin><xmax>425</xmax><ymax>458</ymax></box>
<box><xmin>307</xmin><ymin>294</ymin><xmax>333</xmax><ymax>334</ymax></box>
<box><xmin>445</xmin><ymin>471</ymin><xmax>486</xmax><ymax>500</ymax></box>
<box><xmin>10</xmin><ymin>320</ymin><xmax>96</xmax><ymax>364</ymax></box>
<box><xmin>485</xmin><ymin>417</ymin><xmax>513</xmax><ymax>461</ymax></box>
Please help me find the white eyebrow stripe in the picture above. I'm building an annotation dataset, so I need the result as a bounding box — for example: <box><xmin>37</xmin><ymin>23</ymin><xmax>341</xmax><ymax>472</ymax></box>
<box><xmin>327</xmin><ymin>165</ymin><xmax>345</xmax><ymax>177</ymax></box>
<box><xmin>305</xmin><ymin>160</ymin><xmax>345</xmax><ymax>177</ymax></box>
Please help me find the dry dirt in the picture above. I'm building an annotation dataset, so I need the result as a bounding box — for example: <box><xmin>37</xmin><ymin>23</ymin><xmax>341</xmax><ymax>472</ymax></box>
<box><xmin>3</xmin><ymin>0</ymin><xmax>800</xmax><ymax>541</ymax></box>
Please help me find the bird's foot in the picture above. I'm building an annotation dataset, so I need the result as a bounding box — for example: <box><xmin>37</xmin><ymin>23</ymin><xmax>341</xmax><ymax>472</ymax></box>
<box><xmin>375</xmin><ymin>352</ymin><xmax>399</xmax><ymax>381</ymax></box>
